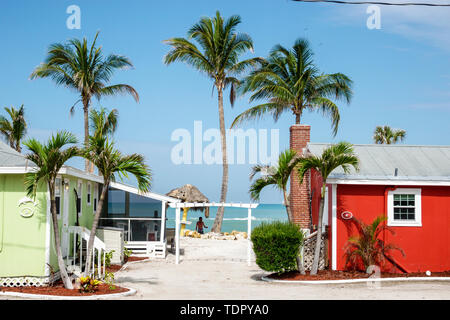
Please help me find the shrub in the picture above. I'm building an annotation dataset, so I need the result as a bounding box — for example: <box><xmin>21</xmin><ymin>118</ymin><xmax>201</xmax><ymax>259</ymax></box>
<box><xmin>251</xmin><ymin>221</ymin><xmax>304</xmax><ymax>273</ymax></box>
<box><xmin>78</xmin><ymin>276</ymin><xmax>101</xmax><ymax>293</ymax></box>
<box><xmin>344</xmin><ymin>215</ymin><xmax>405</xmax><ymax>271</ymax></box>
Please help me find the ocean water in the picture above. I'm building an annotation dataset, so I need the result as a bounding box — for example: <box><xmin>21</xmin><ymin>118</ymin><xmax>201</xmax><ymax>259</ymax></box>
<box><xmin>165</xmin><ymin>203</ymin><xmax>288</xmax><ymax>233</ymax></box>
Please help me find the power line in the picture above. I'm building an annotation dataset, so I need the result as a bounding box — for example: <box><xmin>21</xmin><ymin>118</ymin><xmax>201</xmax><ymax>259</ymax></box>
<box><xmin>292</xmin><ymin>0</ymin><xmax>450</xmax><ymax>6</ymax></box>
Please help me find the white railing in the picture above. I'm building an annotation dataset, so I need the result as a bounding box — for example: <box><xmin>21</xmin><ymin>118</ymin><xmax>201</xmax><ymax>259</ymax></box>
<box><xmin>67</xmin><ymin>226</ymin><xmax>106</xmax><ymax>279</ymax></box>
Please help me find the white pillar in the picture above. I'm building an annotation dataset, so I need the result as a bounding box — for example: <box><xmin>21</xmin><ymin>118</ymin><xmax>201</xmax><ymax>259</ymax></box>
<box><xmin>247</xmin><ymin>208</ymin><xmax>252</xmax><ymax>266</ymax></box>
<box><xmin>331</xmin><ymin>184</ymin><xmax>337</xmax><ymax>270</ymax></box>
<box><xmin>161</xmin><ymin>201</ymin><xmax>166</xmax><ymax>243</ymax></box>
<box><xmin>175</xmin><ymin>206</ymin><xmax>181</xmax><ymax>265</ymax></box>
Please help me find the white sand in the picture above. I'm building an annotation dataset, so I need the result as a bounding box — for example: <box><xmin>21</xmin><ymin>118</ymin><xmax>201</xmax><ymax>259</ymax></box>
<box><xmin>113</xmin><ymin>237</ymin><xmax>450</xmax><ymax>300</ymax></box>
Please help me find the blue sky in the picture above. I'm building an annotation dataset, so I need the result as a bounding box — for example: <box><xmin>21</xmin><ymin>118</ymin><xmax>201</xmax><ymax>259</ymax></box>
<box><xmin>1</xmin><ymin>0</ymin><xmax>449</xmax><ymax>203</ymax></box>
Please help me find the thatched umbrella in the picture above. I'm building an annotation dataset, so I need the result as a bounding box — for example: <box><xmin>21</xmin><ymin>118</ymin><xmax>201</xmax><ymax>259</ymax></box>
<box><xmin>166</xmin><ymin>184</ymin><xmax>210</xmax><ymax>235</ymax></box>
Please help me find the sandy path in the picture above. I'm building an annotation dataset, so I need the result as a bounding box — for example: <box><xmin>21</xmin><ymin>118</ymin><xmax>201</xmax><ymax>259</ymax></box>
<box><xmin>114</xmin><ymin>238</ymin><xmax>450</xmax><ymax>300</ymax></box>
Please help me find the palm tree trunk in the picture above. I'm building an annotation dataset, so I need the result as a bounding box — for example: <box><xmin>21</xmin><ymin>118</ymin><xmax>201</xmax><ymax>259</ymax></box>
<box><xmin>310</xmin><ymin>185</ymin><xmax>325</xmax><ymax>275</ymax></box>
<box><xmin>212</xmin><ymin>86</ymin><xmax>228</xmax><ymax>233</ymax></box>
<box><xmin>295</xmin><ymin>113</ymin><xmax>300</xmax><ymax>124</ymax></box>
<box><xmin>49</xmin><ymin>184</ymin><xmax>73</xmax><ymax>289</ymax></box>
<box><xmin>85</xmin><ymin>180</ymin><xmax>109</xmax><ymax>277</ymax></box>
<box><xmin>83</xmin><ymin>99</ymin><xmax>91</xmax><ymax>172</ymax></box>
<box><xmin>283</xmin><ymin>188</ymin><xmax>293</xmax><ymax>222</ymax></box>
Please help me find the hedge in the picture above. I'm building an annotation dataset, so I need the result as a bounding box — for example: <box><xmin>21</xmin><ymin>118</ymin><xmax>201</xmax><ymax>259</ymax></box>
<box><xmin>251</xmin><ymin>221</ymin><xmax>304</xmax><ymax>273</ymax></box>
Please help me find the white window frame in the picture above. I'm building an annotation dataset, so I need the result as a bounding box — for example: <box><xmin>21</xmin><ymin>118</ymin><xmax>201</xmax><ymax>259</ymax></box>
<box><xmin>93</xmin><ymin>183</ymin><xmax>98</xmax><ymax>214</ymax></box>
<box><xmin>87</xmin><ymin>183</ymin><xmax>91</xmax><ymax>206</ymax></box>
<box><xmin>77</xmin><ymin>180</ymin><xmax>83</xmax><ymax>217</ymax></box>
<box><xmin>55</xmin><ymin>177</ymin><xmax>62</xmax><ymax>217</ymax></box>
<box><xmin>387</xmin><ymin>188</ymin><xmax>422</xmax><ymax>227</ymax></box>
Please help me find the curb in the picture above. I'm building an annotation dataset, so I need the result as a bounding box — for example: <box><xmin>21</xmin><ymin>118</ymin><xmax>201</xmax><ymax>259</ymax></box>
<box><xmin>261</xmin><ymin>276</ymin><xmax>450</xmax><ymax>285</ymax></box>
<box><xmin>0</xmin><ymin>287</ymin><xmax>136</xmax><ymax>300</ymax></box>
<box><xmin>118</xmin><ymin>258</ymin><xmax>152</xmax><ymax>272</ymax></box>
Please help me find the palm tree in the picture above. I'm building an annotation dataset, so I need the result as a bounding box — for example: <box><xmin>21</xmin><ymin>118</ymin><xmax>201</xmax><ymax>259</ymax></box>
<box><xmin>297</xmin><ymin>142</ymin><xmax>359</xmax><ymax>275</ymax></box>
<box><xmin>373</xmin><ymin>126</ymin><xmax>406</xmax><ymax>144</ymax></box>
<box><xmin>30</xmin><ymin>32</ymin><xmax>139</xmax><ymax>172</ymax></box>
<box><xmin>249</xmin><ymin>149</ymin><xmax>301</xmax><ymax>222</ymax></box>
<box><xmin>231</xmin><ymin>38</ymin><xmax>353</xmax><ymax>136</ymax></box>
<box><xmin>23</xmin><ymin>131</ymin><xmax>80</xmax><ymax>289</ymax></box>
<box><xmin>163</xmin><ymin>11</ymin><xmax>262</xmax><ymax>233</ymax></box>
<box><xmin>0</xmin><ymin>105</ymin><xmax>27</xmax><ymax>152</ymax></box>
<box><xmin>82</xmin><ymin>135</ymin><xmax>151</xmax><ymax>276</ymax></box>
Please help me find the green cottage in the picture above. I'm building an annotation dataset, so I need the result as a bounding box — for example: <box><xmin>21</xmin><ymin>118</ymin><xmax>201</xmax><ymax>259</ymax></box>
<box><xmin>0</xmin><ymin>141</ymin><xmax>178</xmax><ymax>287</ymax></box>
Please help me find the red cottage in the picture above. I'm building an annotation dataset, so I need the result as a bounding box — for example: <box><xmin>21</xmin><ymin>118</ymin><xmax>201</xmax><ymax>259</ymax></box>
<box><xmin>290</xmin><ymin>125</ymin><xmax>450</xmax><ymax>273</ymax></box>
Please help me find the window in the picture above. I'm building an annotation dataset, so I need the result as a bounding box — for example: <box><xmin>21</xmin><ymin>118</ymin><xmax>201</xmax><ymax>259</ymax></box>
<box><xmin>76</xmin><ymin>181</ymin><xmax>82</xmax><ymax>216</ymax></box>
<box><xmin>387</xmin><ymin>188</ymin><xmax>422</xmax><ymax>226</ymax></box>
<box><xmin>87</xmin><ymin>183</ymin><xmax>91</xmax><ymax>206</ymax></box>
<box><xmin>94</xmin><ymin>184</ymin><xmax>98</xmax><ymax>213</ymax></box>
<box><xmin>55</xmin><ymin>178</ymin><xmax>62</xmax><ymax>215</ymax></box>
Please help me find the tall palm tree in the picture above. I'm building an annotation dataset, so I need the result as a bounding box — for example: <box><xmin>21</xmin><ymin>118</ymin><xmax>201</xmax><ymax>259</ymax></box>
<box><xmin>24</xmin><ymin>131</ymin><xmax>80</xmax><ymax>289</ymax></box>
<box><xmin>249</xmin><ymin>149</ymin><xmax>301</xmax><ymax>222</ymax></box>
<box><xmin>0</xmin><ymin>105</ymin><xmax>27</xmax><ymax>152</ymax></box>
<box><xmin>373</xmin><ymin>125</ymin><xmax>406</xmax><ymax>144</ymax></box>
<box><xmin>231</xmin><ymin>38</ymin><xmax>353</xmax><ymax>135</ymax></box>
<box><xmin>164</xmin><ymin>11</ymin><xmax>262</xmax><ymax>232</ymax></box>
<box><xmin>297</xmin><ymin>142</ymin><xmax>359</xmax><ymax>275</ymax></box>
<box><xmin>82</xmin><ymin>135</ymin><xmax>151</xmax><ymax>275</ymax></box>
<box><xmin>30</xmin><ymin>32</ymin><xmax>139</xmax><ymax>172</ymax></box>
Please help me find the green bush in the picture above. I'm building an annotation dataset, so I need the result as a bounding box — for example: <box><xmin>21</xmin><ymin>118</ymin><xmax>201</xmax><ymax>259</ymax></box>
<box><xmin>251</xmin><ymin>221</ymin><xmax>304</xmax><ymax>273</ymax></box>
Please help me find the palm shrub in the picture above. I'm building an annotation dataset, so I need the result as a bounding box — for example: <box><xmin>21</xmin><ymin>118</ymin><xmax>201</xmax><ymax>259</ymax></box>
<box><xmin>249</xmin><ymin>149</ymin><xmax>301</xmax><ymax>222</ymax></box>
<box><xmin>24</xmin><ymin>131</ymin><xmax>80</xmax><ymax>289</ymax></box>
<box><xmin>251</xmin><ymin>221</ymin><xmax>304</xmax><ymax>274</ymax></box>
<box><xmin>344</xmin><ymin>215</ymin><xmax>405</xmax><ymax>271</ymax></box>
<box><xmin>297</xmin><ymin>142</ymin><xmax>359</xmax><ymax>275</ymax></box>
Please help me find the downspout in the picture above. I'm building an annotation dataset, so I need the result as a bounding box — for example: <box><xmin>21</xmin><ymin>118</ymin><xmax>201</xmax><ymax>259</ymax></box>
<box><xmin>384</xmin><ymin>186</ymin><xmax>409</xmax><ymax>273</ymax></box>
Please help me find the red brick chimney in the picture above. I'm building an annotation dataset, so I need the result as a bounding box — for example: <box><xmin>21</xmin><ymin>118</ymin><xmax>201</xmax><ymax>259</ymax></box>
<box><xmin>289</xmin><ymin>124</ymin><xmax>311</xmax><ymax>230</ymax></box>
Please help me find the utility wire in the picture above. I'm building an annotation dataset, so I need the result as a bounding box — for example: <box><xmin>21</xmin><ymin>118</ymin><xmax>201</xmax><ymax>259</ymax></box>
<box><xmin>292</xmin><ymin>0</ymin><xmax>450</xmax><ymax>6</ymax></box>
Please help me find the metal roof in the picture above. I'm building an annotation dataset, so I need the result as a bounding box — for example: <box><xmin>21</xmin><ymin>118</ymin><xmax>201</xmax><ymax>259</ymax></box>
<box><xmin>0</xmin><ymin>141</ymin><xmax>35</xmax><ymax>168</ymax></box>
<box><xmin>307</xmin><ymin>143</ymin><xmax>450</xmax><ymax>182</ymax></box>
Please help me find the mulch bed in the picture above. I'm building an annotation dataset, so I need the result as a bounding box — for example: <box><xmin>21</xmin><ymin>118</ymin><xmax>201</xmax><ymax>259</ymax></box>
<box><xmin>0</xmin><ymin>281</ymin><xmax>129</xmax><ymax>296</ymax></box>
<box><xmin>125</xmin><ymin>256</ymin><xmax>148</xmax><ymax>263</ymax></box>
<box><xmin>268</xmin><ymin>270</ymin><xmax>450</xmax><ymax>281</ymax></box>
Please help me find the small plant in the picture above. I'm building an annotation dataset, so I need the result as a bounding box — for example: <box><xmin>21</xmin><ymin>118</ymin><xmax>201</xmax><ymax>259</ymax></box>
<box><xmin>79</xmin><ymin>276</ymin><xmax>102</xmax><ymax>293</ymax></box>
<box><xmin>344</xmin><ymin>215</ymin><xmax>405</xmax><ymax>271</ymax></box>
<box><xmin>104</xmin><ymin>271</ymin><xmax>116</xmax><ymax>290</ymax></box>
<box><xmin>251</xmin><ymin>221</ymin><xmax>304</xmax><ymax>274</ymax></box>
<box><xmin>124</xmin><ymin>246</ymin><xmax>132</xmax><ymax>263</ymax></box>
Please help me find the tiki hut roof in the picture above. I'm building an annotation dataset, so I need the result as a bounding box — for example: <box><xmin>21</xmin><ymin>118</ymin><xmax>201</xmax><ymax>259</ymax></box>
<box><xmin>166</xmin><ymin>184</ymin><xmax>210</xmax><ymax>217</ymax></box>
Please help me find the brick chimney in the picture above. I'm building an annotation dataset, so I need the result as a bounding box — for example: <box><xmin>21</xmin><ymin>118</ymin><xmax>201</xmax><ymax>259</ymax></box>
<box><xmin>289</xmin><ymin>124</ymin><xmax>311</xmax><ymax>230</ymax></box>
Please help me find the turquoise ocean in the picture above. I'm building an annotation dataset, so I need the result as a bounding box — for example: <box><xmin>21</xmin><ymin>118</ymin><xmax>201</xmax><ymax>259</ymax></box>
<box><xmin>165</xmin><ymin>203</ymin><xmax>287</xmax><ymax>233</ymax></box>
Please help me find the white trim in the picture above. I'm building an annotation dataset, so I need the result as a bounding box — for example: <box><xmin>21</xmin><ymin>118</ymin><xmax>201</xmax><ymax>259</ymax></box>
<box><xmin>326</xmin><ymin>178</ymin><xmax>450</xmax><ymax>186</ymax></box>
<box><xmin>77</xmin><ymin>180</ymin><xmax>83</xmax><ymax>218</ymax></box>
<box><xmin>61</xmin><ymin>178</ymin><xmax>70</xmax><ymax>257</ymax></box>
<box><xmin>331</xmin><ymin>184</ymin><xmax>337</xmax><ymax>271</ymax></box>
<box><xmin>160</xmin><ymin>201</ymin><xmax>166</xmax><ymax>242</ymax></box>
<box><xmin>169</xmin><ymin>202</ymin><xmax>258</xmax><ymax>209</ymax></box>
<box><xmin>87</xmin><ymin>182</ymin><xmax>92</xmax><ymax>206</ymax></box>
<box><xmin>387</xmin><ymin>188</ymin><xmax>422</xmax><ymax>227</ymax></box>
<box><xmin>110</xmin><ymin>181</ymin><xmax>180</xmax><ymax>203</ymax></box>
<box><xmin>323</xmin><ymin>186</ymin><xmax>329</xmax><ymax>227</ymax></box>
<box><xmin>93</xmin><ymin>183</ymin><xmax>98</xmax><ymax>215</ymax></box>
<box><xmin>44</xmin><ymin>187</ymin><xmax>51</xmax><ymax>278</ymax></box>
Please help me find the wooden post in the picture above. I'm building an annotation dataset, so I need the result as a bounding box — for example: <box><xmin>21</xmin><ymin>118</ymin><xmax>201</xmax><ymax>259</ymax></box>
<box><xmin>175</xmin><ymin>206</ymin><xmax>180</xmax><ymax>265</ymax></box>
<box><xmin>247</xmin><ymin>208</ymin><xmax>252</xmax><ymax>266</ymax></box>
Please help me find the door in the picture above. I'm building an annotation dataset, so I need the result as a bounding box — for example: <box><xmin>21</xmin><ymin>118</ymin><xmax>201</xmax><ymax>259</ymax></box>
<box><xmin>61</xmin><ymin>178</ymin><xmax>70</xmax><ymax>257</ymax></box>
